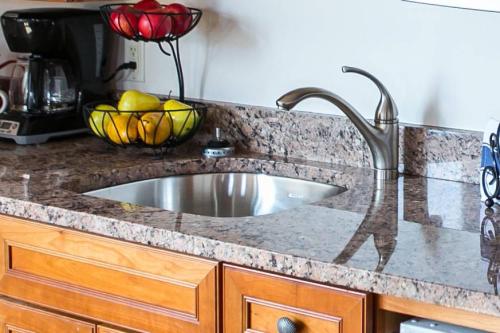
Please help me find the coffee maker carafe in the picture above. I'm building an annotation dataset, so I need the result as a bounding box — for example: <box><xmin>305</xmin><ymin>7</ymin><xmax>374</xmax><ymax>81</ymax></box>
<box><xmin>0</xmin><ymin>8</ymin><xmax>112</xmax><ymax>144</ymax></box>
<box><xmin>9</xmin><ymin>57</ymin><xmax>77</xmax><ymax>113</ymax></box>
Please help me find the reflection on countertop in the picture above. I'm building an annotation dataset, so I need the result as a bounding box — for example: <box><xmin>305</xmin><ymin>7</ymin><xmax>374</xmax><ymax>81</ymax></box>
<box><xmin>481</xmin><ymin>208</ymin><xmax>500</xmax><ymax>295</ymax></box>
<box><xmin>333</xmin><ymin>179</ymin><xmax>398</xmax><ymax>272</ymax></box>
<box><xmin>333</xmin><ymin>175</ymin><xmax>483</xmax><ymax>274</ymax></box>
<box><xmin>0</xmin><ymin>136</ymin><xmax>497</xmax><ymax>317</ymax></box>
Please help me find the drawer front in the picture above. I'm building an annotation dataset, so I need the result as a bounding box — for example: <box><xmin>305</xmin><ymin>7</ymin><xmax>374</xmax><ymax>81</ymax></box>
<box><xmin>247</xmin><ymin>298</ymin><xmax>341</xmax><ymax>332</ymax></box>
<box><xmin>224</xmin><ymin>265</ymin><xmax>371</xmax><ymax>333</ymax></box>
<box><xmin>0</xmin><ymin>297</ymin><xmax>95</xmax><ymax>333</ymax></box>
<box><xmin>0</xmin><ymin>215</ymin><xmax>219</xmax><ymax>333</ymax></box>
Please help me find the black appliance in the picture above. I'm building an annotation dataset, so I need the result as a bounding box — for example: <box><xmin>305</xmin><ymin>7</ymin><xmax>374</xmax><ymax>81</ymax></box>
<box><xmin>0</xmin><ymin>8</ymin><xmax>112</xmax><ymax>144</ymax></box>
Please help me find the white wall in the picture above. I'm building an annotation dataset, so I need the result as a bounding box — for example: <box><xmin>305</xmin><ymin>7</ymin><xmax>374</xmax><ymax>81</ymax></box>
<box><xmin>0</xmin><ymin>0</ymin><xmax>499</xmax><ymax>131</ymax></box>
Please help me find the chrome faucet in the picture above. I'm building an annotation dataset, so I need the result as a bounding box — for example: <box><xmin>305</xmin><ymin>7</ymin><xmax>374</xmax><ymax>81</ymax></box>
<box><xmin>276</xmin><ymin>66</ymin><xmax>399</xmax><ymax>180</ymax></box>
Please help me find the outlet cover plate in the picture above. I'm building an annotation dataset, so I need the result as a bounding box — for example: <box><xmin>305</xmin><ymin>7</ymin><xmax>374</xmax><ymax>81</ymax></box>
<box><xmin>124</xmin><ymin>40</ymin><xmax>145</xmax><ymax>82</ymax></box>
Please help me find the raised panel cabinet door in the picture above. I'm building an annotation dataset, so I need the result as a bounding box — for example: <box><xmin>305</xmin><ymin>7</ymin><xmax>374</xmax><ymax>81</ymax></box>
<box><xmin>223</xmin><ymin>264</ymin><xmax>372</xmax><ymax>333</ymax></box>
<box><xmin>0</xmin><ymin>214</ymin><xmax>219</xmax><ymax>333</ymax></box>
<box><xmin>0</xmin><ymin>297</ymin><xmax>95</xmax><ymax>333</ymax></box>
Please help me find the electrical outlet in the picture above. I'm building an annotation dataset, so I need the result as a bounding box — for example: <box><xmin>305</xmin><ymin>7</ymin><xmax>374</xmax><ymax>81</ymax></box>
<box><xmin>124</xmin><ymin>40</ymin><xmax>145</xmax><ymax>82</ymax></box>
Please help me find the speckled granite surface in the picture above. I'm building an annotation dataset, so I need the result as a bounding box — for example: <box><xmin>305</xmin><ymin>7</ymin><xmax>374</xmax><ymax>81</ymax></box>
<box><xmin>193</xmin><ymin>101</ymin><xmax>482</xmax><ymax>184</ymax></box>
<box><xmin>0</xmin><ymin>136</ymin><xmax>497</xmax><ymax>318</ymax></box>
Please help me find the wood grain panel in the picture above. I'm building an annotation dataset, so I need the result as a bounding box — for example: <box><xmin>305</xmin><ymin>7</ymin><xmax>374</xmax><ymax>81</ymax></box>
<box><xmin>223</xmin><ymin>264</ymin><xmax>371</xmax><ymax>333</ymax></box>
<box><xmin>0</xmin><ymin>214</ymin><xmax>219</xmax><ymax>333</ymax></box>
<box><xmin>0</xmin><ymin>297</ymin><xmax>95</xmax><ymax>333</ymax></box>
<box><xmin>376</xmin><ymin>294</ymin><xmax>500</xmax><ymax>332</ymax></box>
<box><xmin>247</xmin><ymin>298</ymin><xmax>340</xmax><ymax>333</ymax></box>
<box><xmin>97</xmin><ymin>326</ymin><xmax>136</xmax><ymax>333</ymax></box>
<box><xmin>374</xmin><ymin>307</ymin><xmax>410</xmax><ymax>333</ymax></box>
<box><xmin>7</xmin><ymin>327</ymin><xmax>35</xmax><ymax>333</ymax></box>
<box><xmin>10</xmin><ymin>246</ymin><xmax>196</xmax><ymax>314</ymax></box>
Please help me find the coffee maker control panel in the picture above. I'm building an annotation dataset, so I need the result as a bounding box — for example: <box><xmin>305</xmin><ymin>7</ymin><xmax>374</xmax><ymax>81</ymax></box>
<box><xmin>0</xmin><ymin>120</ymin><xmax>19</xmax><ymax>135</ymax></box>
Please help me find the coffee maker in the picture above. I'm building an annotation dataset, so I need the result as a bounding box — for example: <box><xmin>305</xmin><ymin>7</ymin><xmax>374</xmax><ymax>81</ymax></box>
<box><xmin>0</xmin><ymin>8</ymin><xmax>112</xmax><ymax>144</ymax></box>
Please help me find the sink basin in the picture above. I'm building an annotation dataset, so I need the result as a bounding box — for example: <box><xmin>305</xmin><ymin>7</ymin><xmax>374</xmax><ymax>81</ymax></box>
<box><xmin>85</xmin><ymin>173</ymin><xmax>346</xmax><ymax>217</ymax></box>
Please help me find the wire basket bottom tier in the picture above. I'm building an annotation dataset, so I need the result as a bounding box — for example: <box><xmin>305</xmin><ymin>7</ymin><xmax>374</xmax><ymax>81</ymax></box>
<box><xmin>83</xmin><ymin>100</ymin><xmax>207</xmax><ymax>149</ymax></box>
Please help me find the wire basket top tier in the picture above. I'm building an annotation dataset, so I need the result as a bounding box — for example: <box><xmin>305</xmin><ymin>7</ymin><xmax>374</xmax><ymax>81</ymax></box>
<box><xmin>100</xmin><ymin>3</ymin><xmax>202</xmax><ymax>42</ymax></box>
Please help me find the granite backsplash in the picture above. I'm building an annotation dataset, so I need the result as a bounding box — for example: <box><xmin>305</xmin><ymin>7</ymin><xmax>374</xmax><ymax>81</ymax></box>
<box><xmin>190</xmin><ymin>101</ymin><xmax>482</xmax><ymax>184</ymax></box>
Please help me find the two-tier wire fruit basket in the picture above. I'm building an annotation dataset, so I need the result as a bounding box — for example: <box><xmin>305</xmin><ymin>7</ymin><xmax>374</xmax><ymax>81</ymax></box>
<box><xmin>83</xmin><ymin>2</ymin><xmax>205</xmax><ymax>152</ymax></box>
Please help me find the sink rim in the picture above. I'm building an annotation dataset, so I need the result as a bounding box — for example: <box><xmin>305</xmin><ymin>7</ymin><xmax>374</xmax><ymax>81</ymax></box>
<box><xmin>83</xmin><ymin>172</ymin><xmax>348</xmax><ymax>218</ymax></box>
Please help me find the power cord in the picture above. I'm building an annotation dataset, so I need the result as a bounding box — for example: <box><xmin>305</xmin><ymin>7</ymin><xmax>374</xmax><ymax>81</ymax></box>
<box><xmin>0</xmin><ymin>60</ymin><xmax>16</xmax><ymax>70</ymax></box>
<box><xmin>103</xmin><ymin>61</ymin><xmax>137</xmax><ymax>83</ymax></box>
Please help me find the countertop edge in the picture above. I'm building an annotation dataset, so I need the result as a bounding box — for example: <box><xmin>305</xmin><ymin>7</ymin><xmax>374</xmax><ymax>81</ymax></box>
<box><xmin>0</xmin><ymin>196</ymin><xmax>497</xmax><ymax>318</ymax></box>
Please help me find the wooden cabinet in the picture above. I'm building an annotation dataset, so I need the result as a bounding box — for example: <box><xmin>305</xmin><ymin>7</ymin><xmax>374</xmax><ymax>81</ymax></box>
<box><xmin>0</xmin><ymin>297</ymin><xmax>95</xmax><ymax>333</ymax></box>
<box><xmin>0</xmin><ymin>215</ymin><xmax>219</xmax><ymax>333</ymax></box>
<box><xmin>223</xmin><ymin>264</ymin><xmax>372</xmax><ymax>333</ymax></box>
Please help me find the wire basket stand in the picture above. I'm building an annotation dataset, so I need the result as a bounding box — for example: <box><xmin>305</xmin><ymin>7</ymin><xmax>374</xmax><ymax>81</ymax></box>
<box><xmin>158</xmin><ymin>39</ymin><xmax>186</xmax><ymax>100</ymax></box>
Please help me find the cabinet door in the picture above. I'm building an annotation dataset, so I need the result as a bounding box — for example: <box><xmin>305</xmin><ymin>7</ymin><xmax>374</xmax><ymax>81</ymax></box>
<box><xmin>0</xmin><ymin>215</ymin><xmax>219</xmax><ymax>333</ymax></box>
<box><xmin>0</xmin><ymin>297</ymin><xmax>95</xmax><ymax>333</ymax></box>
<box><xmin>224</xmin><ymin>265</ymin><xmax>371</xmax><ymax>333</ymax></box>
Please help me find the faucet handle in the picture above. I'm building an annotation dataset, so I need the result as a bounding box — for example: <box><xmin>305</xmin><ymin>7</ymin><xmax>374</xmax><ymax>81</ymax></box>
<box><xmin>342</xmin><ymin>66</ymin><xmax>398</xmax><ymax>124</ymax></box>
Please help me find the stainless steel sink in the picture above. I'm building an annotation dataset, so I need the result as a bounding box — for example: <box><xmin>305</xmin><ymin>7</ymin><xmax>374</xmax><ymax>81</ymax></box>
<box><xmin>85</xmin><ymin>173</ymin><xmax>346</xmax><ymax>217</ymax></box>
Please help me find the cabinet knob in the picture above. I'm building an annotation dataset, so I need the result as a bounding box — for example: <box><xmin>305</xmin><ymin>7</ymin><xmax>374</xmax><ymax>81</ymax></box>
<box><xmin>277</xmin><ymin>317</ymin><xmax>297</xmax><ymax>333</ymax></box>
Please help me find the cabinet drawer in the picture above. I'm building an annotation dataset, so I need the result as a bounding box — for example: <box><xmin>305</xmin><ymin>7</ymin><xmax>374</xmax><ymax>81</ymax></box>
<box><xmin>0</xmin><ymin>297</ymin><xmax>95</xmax><ymax>333</ymax></box>
<box><xmin>0</xmin><ymin>215</ymin><xmax>219</xmax><ymax>333</ymax></box>
<box><xmin>224</xmin><ymin>264</ymin><xmax>371</xmax><ymax>333</ymax></box>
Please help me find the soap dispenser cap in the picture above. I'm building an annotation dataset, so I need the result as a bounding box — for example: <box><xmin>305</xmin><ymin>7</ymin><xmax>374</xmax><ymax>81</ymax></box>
<box><xmin>202</xmin><ymin>127</ymin><xmax>235</xmax><ymax>158</ymax></box>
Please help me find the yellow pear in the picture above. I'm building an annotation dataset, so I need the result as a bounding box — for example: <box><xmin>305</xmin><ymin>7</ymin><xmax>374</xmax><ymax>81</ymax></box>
<box><xmin>89</xmin><ymin>104</ymin><xmax>116</xmax><ymax>137</ymax></box>
<box><xmin>163</xmin><ymin>99</ymin><xmax>198</xmax><ymax>138</ymax></box>
<box><xmin>117</xmin><ymin>90</ymin><xmax>161</xmax><ymax>112</ymax></box>
<box><xmin>138</xmin><ymin>112</ymin><xmax>172</xmax><ymax>145</ymax></box>
<box><xmin>106</xmin><ymin>114</ymin><xmax>138</xmax><ymax>144</ymax></box>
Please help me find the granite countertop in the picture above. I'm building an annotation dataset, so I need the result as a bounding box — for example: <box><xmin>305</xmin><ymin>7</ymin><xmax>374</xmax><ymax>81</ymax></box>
<box><xmin>0</xmin><ymin>136</ymin><xmax>498</xmax><ymax>318</ymax></box>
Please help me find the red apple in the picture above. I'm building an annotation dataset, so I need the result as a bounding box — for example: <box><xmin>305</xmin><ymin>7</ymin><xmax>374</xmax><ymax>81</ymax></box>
<box><xmin>164</xmin><ymin>3</ymin><xmax>192</xmax><ymax>36</ymax></box>
<box><xmin>138</xmin><ymin>9</ymin><xmax>173</xmax><ymax>40</ymax></box>
<box><xmin>110</xmin><ymin>5</ymin><xmax>138</xmax><ymax>38</ymax></box>
<box><xmin>134</xmin><ymin>0</ymin><xmax>162</xmax><ymax>12</ymax></box>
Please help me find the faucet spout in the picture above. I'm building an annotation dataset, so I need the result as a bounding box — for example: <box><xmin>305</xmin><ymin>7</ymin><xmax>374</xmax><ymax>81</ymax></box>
<box><xmin>277</xmin><ymin>87</ymin><xmax>379</xmax><ymax>145</ymax></box>
<box><xmin>276</xmin><ymin>67</ymin><xmax>399</xmax><ymax>180</ymax></box>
